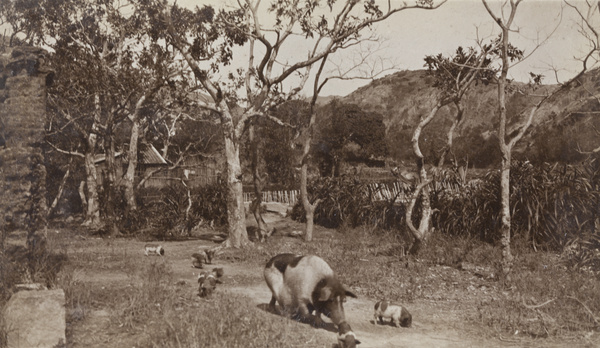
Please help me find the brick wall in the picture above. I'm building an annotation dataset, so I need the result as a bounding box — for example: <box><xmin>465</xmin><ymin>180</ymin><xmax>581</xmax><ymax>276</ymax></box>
<box><xmin>0</xmin><ymin>46</ymin><xmax>51</xmax><ymax>237</ymax></box>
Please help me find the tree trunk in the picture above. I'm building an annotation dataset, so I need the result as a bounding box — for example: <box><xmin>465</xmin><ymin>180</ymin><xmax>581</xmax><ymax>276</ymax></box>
<box><xmin>82</xmin><ymin>137</ymin><xmax>101</xmax><ymax>226</ymax></box>
<box><xmin>250</xmin><ymin>124</ymin><xmax>268</xmax><ymax>241</ymax></box>
<box><xmin>104</xmin><ymin>130</ymin><xmax>120</xmax><ymax>237</ymax></box>
<box><xmin>78</xmin><ymin>181</ymin><xmax>87</xmax><ymax>215</ymax></box>
<box><xmin>123</xmin><ymin>113</ymin><xmax>140</xmax><ymax>213</ymax></box>
<box><xmin>497</xmin><ymin>22</ymin><xmax>513</xmax><ymax>281</ymax></box>
<box><xmin>48</xmin><ymin>159</ymin><xmax>71</xmax><ymax>217</ymax></box>
<box><xmin>300</xmin><ymin>100</ymin><xmax>321</xmax><ymax>242</ymax></box>
<box><xmin>222</xmin><ymin>129</ymin><xmax>249</xmax><ymax>248</ymax></box>
<box><xmin>499</xmin><ymin>151</ymin><xmax>513</xmax><ymax>280</ymax></box>
<box><xmin>301</xmin><ymin>161</ymin><xmax>318</xmax><ymax>242</ymax></box>
<box><xmin>405</xmin><ymin>102</ymin><xmax>442</xmax><ymax>254</ymax></box>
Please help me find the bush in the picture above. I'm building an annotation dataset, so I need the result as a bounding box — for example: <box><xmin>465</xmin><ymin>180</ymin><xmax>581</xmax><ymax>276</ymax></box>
<box><xmin>0</xmin><ymin>237</ymin><xmax>68</xmax><ymax>307</ymax></box>
<box><xmin>132</xmin><ymin>181</ymin><xmax>228</xmax><ymax>238</ymax></box>
<box><xmin>290</xmin><ymin>176</ymin><xmax>409</xmax><ymax>230</ymax></box>
<box><xmin>432</xmin><ymin>161</ymin><xmax>600</xmax><ymax>271</ymax></box>
<box><xmin>293</xmin><ymin>161</ymin><xmax>600</xmax><ymax>273</ymax></box>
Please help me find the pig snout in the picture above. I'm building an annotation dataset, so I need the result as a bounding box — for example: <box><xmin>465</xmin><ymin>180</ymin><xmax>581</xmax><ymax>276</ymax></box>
<box><xmin>312</xmin><ymin>277</ymin><xmax>357</xmax><ymax>327</ymax></box>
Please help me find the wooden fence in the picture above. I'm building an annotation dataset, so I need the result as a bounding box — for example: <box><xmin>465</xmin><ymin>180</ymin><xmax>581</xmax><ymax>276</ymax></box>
<box><xmin>242</xmin><ymin>182</ymin><xmax>412</xmax><ymax>205</ymax></box>
<box><xmin>367</xmin><ymin>182</ymin><xmax>411</xmax><ymax>202</ymax></box>
<box><xmin>139</xmin><ymin>166</ymin><xmax>220</xmax><ymax>188</ymax></box>
<box><xmin>243</xmin><ymin>190</ymin><xmax>299</xmax><ymax>205</ymax></box>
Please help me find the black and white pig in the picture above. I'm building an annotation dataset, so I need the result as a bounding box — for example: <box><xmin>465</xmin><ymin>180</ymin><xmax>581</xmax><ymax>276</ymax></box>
<box><xmin>373</xmin><ymin>300</ymin><xmax>412</xmax><ymax>328</ymax></box>
<box><xmin>191</xmin><ymin>248</ymin><xmax>216</xmax><ymax>268</ymax></box>
<box><xmin>264</xmin><ymin>253</ymin><xmax>360</xmax><ymax>347</ymax></box>
<box><xmin>144</xmin><ymin>244</ymin><xmax>164</xmax><ymax>256</ymax></box>
<box><xmin>197</xmin><ymin>267</ymin><xmax>224</xmax><ymax>297</ymax></box>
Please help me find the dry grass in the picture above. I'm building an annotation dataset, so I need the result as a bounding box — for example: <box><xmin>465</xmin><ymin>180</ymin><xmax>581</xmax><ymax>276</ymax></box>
<box><xmin>226</xmin><ymin>226</ymin><xmax>600</xmax><ymax>339</ymax></box>
<box><xmin>16</xmin><ymin>222</ymin><xmax>597</xmax><ymax>347</ymax></box>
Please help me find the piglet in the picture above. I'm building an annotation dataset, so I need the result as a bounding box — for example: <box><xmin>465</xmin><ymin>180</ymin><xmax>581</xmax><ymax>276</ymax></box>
<box><xmin>337</xmin><ymin>321</ymin><xmax>360</xmax><ymax>348</ymax></box>
<box><xmin>373</xmin><ymin>300</ymin><xmax>412</xmax><ymax>328</ymax></box>
<box><xmin>144</xmin><ymin>244</ymin><xmax>164</xmax><ymax>256</ymax></box>
<box><xmin>198</xmin><ymin>267</ymin><xmax>224</xmax><ymax>297</ymax></box>
<box><xmin>191</xmin><ymin>249</ymin><xmax>215</xmax><ymax>268</ymax></box>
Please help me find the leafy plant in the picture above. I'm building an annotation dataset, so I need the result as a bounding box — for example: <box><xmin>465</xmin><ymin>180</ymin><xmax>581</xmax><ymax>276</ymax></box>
<box><xmin>131</xmin><ymin>181</ymin><xmax>228</xmax><ymax>239</ymax></box>
<box><xmin>291</xmin><ymin>176</ymin><xmax>410</xmax><ymax>230</ymax></box>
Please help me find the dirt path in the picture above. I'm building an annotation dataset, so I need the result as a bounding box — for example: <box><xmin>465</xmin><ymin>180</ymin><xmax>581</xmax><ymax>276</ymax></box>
<box><xmin>223</xmin><ymin>261</ymin><xmax>505</xmax><ymax>348</ymax></box>
<box><xmin>58</xmin><ymin>213</ymin><xmax>591</xmax><ymax>348</ymax></box>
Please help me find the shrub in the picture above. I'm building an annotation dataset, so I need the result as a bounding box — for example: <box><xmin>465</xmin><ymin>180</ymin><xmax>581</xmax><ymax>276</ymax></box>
<box><xmin>190</xmin><ymin>180</ymin><xmax>228</xmax><ymax>227</ymax></box>
<box><xmin>292</xmin><ymin>161</ymin><xmax>600</xmax><ymax>273</ymax></box>
<box><xmin>432</xmin><ymin>168</ymin><xmax>500</xmax><ymax>242</ymax></box>
<box><xmin>433</xmin><ymin>161</ymin><xmax>600</xmax><ymax>253</ymax></box>
<box><xmin>0</xmin><ymin>237</ymin><xmax>68</xmax><ymax>309</ymax></box>
<box><xmin>132</xmin><ymin>181</ymin><xmax>228</xmax><ymax>238</ymax></box>
<box><xmin>291</xmin><ymin>176</ymin><xmax>409</xmax><ymax>231</ymax></box>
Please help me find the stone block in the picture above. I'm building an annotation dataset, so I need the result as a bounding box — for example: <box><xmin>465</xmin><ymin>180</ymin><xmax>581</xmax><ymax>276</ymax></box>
<box><xmin>264</xmin><ymin>202</ymin><xmax>290</xmax><ymax>217</ymax></box>
<box><xmin>3</xmin><ymin>289</ymin><xmax>66</xmax><ymax>348</ymax></box>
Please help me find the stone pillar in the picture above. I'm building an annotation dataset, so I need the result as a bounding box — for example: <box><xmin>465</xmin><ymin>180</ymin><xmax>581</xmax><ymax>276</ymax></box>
<box><xmin>0</xmin><ymin>46</ymin><xmax>52</xmax><ymax>245</ymax></box>
<box><xmin>0</xmin><ymin>46</ymin><xmax>62</xmax><ymax>347</ymax></box>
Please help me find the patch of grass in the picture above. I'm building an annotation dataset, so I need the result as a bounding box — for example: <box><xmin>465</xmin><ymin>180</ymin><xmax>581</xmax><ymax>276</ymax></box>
<box><xmin>145</xmin><ymin>293</ymin><xmax>324</xmax><ymax>348</ymax></box>
<box><xmin>477</xmin><ymin>252</ymin><xmax>600</xmax><ymax>337</ymax></box>
<box><xmin>57</xmin><ymin>267</ymin><xmax>94</xmax><ymax>340</ymax></box>
<box><xmin>99</xmin><ymin>256</ymin><xmax>326</xmax><ymax>347</ymax></box>
<box><xmin>55</xmin><ymin>221</ymin><xmax>600</xmax><ymax>345</ymax></box>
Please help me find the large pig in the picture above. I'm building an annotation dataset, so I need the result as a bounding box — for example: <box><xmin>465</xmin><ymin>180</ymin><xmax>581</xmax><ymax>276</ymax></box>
<box><xmin>264</xmin><ymin>253</ymin><xmax>359</xmax><ymax>346</ymax></box>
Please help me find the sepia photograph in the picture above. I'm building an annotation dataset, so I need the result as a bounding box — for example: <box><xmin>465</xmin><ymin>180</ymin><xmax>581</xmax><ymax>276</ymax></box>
<box><xmin>0</xmin><ymin>0</ymin><xmax>598</xmax><ymax>346</ymax></box>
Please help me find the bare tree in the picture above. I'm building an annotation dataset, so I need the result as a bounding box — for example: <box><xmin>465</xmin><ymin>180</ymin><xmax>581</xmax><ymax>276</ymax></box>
<box><xmin>564</xmin><ymin>0</ymin><xmax>599</xmax><ymax>71</ymax></box>
<box><xmin>140</xmin><ymin>0</ymin><xmax>447</xmax><ymax>248</ymax></box>
<box><xmin>297</xmin><ymin>42</ymin><xmax>396</xmax><ymax>241</ymax></box>
<box><xmin>405</xmin><ymin>45</ymin><xmax>494</xmax><ymax>254</ymax></box>
<box><xmin>482</xmin><ymin>0</ymin><xmax>596</xmax><ymax>280</ymax></box>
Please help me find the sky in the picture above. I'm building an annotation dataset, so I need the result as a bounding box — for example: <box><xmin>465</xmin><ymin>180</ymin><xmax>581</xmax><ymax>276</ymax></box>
<box><xmin>176</xmin><ymin>0</ymin><xmax>595</xmax><ymax>97</ymax></box>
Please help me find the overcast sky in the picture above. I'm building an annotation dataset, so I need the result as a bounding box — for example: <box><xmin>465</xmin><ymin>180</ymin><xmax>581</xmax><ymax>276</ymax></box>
<box><xmin>181</xmin><ymin>0</ymin><xmax>594</xmax><ymax>96</ymax></box>
<box><xmin>2</xmin><ymin>1</ymin><xmax>589</xmax><ymax>97</ymax></box>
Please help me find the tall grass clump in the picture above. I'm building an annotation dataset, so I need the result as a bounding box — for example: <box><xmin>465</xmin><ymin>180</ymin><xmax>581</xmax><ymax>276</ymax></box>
<box><xmin>129</xmin><ymin>181</ymin><xmax>228</xmax><ymax>238</ymax></box>
<box><xmin>433</xmin><ymin>161</ymin><xmax>600</xmax><ymax>270</ymax></box>
<box><xmin>290</xmin><ymin>176</ymin><xmax>408</xmax><ymax>231</ymax></box>
<box><xmin>112</xmin><ymin>260</ymin><xmax>174</xmax><ymax>329</ymax></box>
<box><xmin>146</xmin><ymin>293</ymin><xmax>324</xmax><ymax>348</ymax></box>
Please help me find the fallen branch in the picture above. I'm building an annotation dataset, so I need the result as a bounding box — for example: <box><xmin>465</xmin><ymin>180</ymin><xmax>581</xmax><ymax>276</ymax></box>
<box><xmin>522</xmin><ymin>297</ymin><xmax>556</xmax><ymax>309</ymax></box>
<box><xmin>567</xmin><ymin>296</ymin><xmax>600</xmax><ymax>327</ymax></box>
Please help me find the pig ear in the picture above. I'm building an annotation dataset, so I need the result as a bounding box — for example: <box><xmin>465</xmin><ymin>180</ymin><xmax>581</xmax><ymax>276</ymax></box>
<box><xmin>345</xmin><ymin>289</ymin><xmax>357</xmax><ymax>298</ymax></box>
<box><xmin>318</xmin><ymin>286</ymin><xmax>333</xmax><ymax>301</ymax></box>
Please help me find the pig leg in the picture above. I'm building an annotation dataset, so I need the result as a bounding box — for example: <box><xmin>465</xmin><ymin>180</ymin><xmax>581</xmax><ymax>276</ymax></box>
<box><xmin>297</xmin><ymin>302</ymin><xmax>324</xmax><ymax>327</ymax></box>
<box><xmin>312</xmin><ymin>308</ymin><xmax>325</xmax><ymax>328</ymax></box>
<box><xmin>269</xmin><ymin>296</ymin><xmax>277</xmax><ymax>311</ymax></box>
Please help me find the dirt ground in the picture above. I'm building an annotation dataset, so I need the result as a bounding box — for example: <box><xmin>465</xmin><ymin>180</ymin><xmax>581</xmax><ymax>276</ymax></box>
<box><xmin>53</xmin><ymin>212</ymin><xmax>596</xmax><ymax>348</ymax></box>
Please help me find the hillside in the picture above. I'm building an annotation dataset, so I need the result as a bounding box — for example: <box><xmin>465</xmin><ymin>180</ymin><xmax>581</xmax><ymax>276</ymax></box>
<box><xmin>336</xmin><ymin>68</ymin><xmax>600</xmax><ymax>166</ymax></box>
